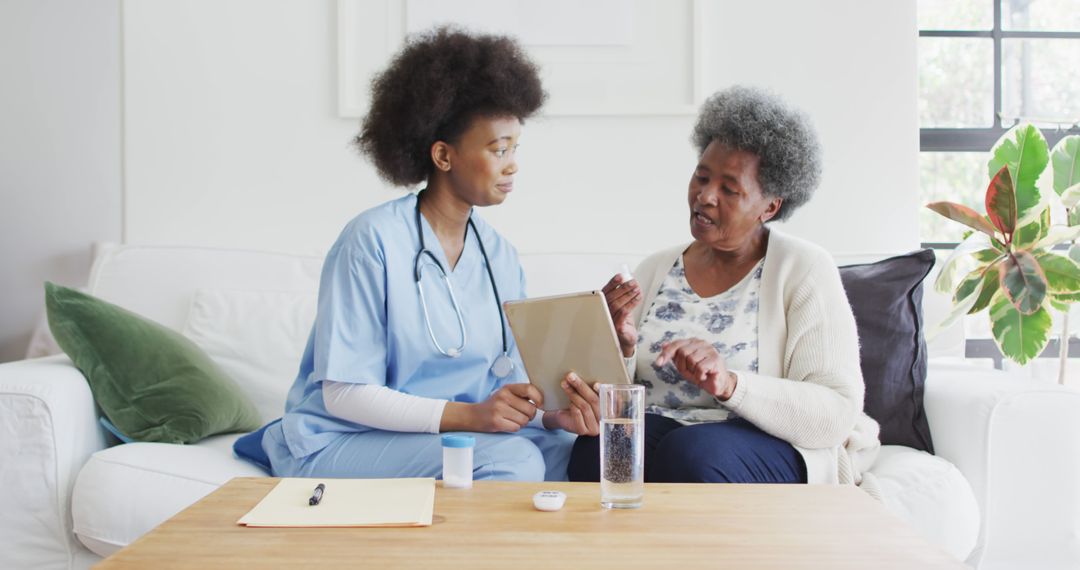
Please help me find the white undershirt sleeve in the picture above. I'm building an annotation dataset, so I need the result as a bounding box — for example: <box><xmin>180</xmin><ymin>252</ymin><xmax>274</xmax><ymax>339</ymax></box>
<box><xmin>528</xmin><ymin>408</ymin><xmax>546</xmax><ymax>430</ymax></box>
<box><xmin>322</xmin><ymin>380</ymin><xmax>446</xmax><ymax>434</ymax></box>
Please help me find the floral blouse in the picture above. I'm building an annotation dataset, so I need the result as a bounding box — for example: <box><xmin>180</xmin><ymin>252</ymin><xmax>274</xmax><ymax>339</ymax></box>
<box><xmin>635</xmin><ymin>255</ymin><xmax>764</xmax><ymax>424</ymax></box>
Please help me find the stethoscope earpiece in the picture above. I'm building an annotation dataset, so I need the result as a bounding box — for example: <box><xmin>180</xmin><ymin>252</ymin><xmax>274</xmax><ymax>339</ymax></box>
<box><xmin>414</xmin><ymin>194</ymin><xmax>514</xmax><ymax>379</ymax></box>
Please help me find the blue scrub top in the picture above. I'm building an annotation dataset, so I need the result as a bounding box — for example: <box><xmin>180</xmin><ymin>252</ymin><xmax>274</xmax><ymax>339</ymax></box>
<box><xmin>280</xmin><ymin>193</ymin><xmax>528</xmax><ymax>458</ymax></box>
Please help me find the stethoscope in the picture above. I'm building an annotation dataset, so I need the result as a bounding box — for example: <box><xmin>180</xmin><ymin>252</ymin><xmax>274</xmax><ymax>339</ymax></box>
<box><xmin>413</xmin><ymin>196</ymin><xmax>515</xmax><ymax>379</ymax></box>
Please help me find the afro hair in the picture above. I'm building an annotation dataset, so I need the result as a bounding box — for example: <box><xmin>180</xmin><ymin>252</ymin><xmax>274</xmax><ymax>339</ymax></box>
<box><xmin>356</xmin><ymin>26</ymin><xmax>546</xmax><ymax>187</ymax></box>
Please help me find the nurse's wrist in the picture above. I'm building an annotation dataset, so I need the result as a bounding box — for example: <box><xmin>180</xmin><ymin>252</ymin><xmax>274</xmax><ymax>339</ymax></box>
<box><xmin>439</xmin><ymin>401</ymin><xmax>476</xmax><ymax>432</ymax></box>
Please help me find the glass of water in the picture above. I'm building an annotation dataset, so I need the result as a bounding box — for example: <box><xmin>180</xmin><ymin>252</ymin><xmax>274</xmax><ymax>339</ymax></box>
<box><xmin>599</xmin><ymin>383</ymin><xmax>644</xmax><ymax>509</ymax></box>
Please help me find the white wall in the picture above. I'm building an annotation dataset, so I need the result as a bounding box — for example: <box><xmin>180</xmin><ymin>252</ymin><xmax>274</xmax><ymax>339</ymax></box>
<box><xmin>0</xmin><ymin>0</ymin><xmax>122</xmax><ymax>362</ymax></box>
<box><xmin>123</xmin><ymin>0</ymin><xmax>919</xmax><ymax>257</ymax></box>
<box><xmin>0</xmin><ymin>0</ymin><xmax>918</xmax><ymax>361</ymax></box>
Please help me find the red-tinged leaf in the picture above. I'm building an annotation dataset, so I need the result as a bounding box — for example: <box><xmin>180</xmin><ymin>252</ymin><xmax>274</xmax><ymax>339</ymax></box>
<box><xmin>990</xmin><ymin>124</ymin><xmax>1048</xmax><ymax>221</ymax></box>
<box><xmin>999</xmin><ymin>250</ymin><xmax>1048</xmax><ymax>314</ymax></box>
<box><xmin>926</xmin><ymin>202</ymin><xmax>998</xmax><ymax>238</ymax></box>
<box><xmin>986</xmin><ymin>165</ymin><xmax>1018</xmax><ymax>240</ymax></box>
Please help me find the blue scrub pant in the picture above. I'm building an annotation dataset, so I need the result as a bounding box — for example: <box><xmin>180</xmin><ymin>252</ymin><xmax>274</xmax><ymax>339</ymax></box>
<box><xmin>263</xmin><ymin>423</ymin><xmax>576</xmax><ymax>482</ymax></box>
<box><xmin>567</xmin><ymin>414</ymin><xmax>807</xmax><ymax>483</ymax></box>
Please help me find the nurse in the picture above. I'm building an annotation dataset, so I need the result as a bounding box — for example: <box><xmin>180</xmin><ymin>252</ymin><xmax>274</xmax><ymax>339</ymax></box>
<box><xmin>257</xmin><ymin>27</ymin><xmax>600</xmax><ymax>481</ymax></box>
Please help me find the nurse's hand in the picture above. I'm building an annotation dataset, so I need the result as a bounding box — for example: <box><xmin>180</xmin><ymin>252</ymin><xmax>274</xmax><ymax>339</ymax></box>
<box><xmin>543</xmin><ymin>372</ymin><xmax>601</xmax><ymax>436</ymax></box>
<box><xmin>443</xmin><ymin>383</ymin><xmax>544</xmax><ymax>433</ymax></box>
<box><xmin>602</xmin><ymin>273</ymin><xmax>642</xmax><ymax>357</ymax></box>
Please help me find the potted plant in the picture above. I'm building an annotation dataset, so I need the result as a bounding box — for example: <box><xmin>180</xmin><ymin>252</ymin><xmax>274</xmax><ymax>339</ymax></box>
<box><xmin>928</xmin><ymin>125</ymin><xmax>1080</xmax><ymax>383</ymax></box>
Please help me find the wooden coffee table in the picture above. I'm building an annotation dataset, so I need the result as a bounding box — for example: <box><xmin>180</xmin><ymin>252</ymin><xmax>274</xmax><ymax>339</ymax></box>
<box><xmin>95</xmin><ymin>477</ymin><xmax>965</xmax><ymax>569</ymax></box>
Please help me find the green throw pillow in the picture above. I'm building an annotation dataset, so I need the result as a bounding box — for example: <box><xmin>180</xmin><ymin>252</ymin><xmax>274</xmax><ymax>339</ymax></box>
<box><xmin>45</xmin><ymin>282</ymin><xmax>260</xmax><ymax>444</ymax></box>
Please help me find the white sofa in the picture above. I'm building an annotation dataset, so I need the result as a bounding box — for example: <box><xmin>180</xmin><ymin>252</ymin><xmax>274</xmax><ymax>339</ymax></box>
<box><xmin>2</xmin><ymin>243</ymin><xmax>1079</xmax><ymax>570</ymax></box>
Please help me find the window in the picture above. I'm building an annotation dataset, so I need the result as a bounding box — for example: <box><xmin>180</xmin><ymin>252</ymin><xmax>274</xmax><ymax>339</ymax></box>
<box><xmin>918</xmin><ymin>0</ymin><xmax>1080</xmax><ymax>245</ymax></box>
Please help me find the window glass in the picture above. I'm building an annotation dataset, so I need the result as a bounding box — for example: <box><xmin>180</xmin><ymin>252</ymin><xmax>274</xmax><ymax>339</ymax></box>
<box><xmin>1002</xmin><ymin>0</ymin><xmax>1080</xmax><ymax>31</ymax></box>
<box><xmin>917</xmin><ymin>0</ymin><xmax>992</xmax><ymax>30</ymax></box>
<box><xmin>920</xmin><ymin>152</ymin><xmax>992</xmax><ymax>243</ymax></box>
<box><xmin>1002</xmin><ymin>39</ymin><xmax>1080</xmax><ymax>128</ymax></box>
<box><xmin>919</xmin><ymin>38</ymin><xmax>995</xmax><ymax>128</ymax></box>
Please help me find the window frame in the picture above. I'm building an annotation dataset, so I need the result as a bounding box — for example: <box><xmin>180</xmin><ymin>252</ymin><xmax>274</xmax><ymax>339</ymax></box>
<box><xmin>919</xmin><ymin>1</ymin><xmax>1080</xmax><ymax>154</ymax></box>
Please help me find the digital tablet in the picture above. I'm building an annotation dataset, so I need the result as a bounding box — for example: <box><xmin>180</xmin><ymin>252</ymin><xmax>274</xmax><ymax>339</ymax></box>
<box><xmin>503</xmin><ymin>291</ymin><xmax>631</xmax><ymax>412</ymax></box>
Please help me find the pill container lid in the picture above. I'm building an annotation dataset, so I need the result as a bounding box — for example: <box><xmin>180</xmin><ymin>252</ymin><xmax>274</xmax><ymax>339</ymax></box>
<box><xmin>442</xmin><ymin>434</ymin><xmax>476</xmax><ymax>448</ymax></box>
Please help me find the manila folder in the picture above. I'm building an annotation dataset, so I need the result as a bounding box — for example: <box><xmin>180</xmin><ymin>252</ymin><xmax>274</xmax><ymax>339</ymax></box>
<box><xmin>238</xmin><ymin>477</ymin><xmax>435</xmax><ymax>527</ymax></box>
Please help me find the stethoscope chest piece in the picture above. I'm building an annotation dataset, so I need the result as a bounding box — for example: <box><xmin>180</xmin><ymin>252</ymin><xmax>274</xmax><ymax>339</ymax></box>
<box><xmin>491</xmin><ymin>354</ymin><xmax>514</xmax><ymax>379</ymax></box>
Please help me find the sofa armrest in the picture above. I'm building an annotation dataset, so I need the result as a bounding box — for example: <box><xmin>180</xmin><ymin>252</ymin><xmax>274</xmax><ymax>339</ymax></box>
<box><xmin>924</xmin><ymin>360</ymin><xmax>1080</xmax><ymax>570</ymax></box>
<box><xmin>0</xmin><ymin>355</ymin><xmax>107</xmax><ymax>569</ymax></box>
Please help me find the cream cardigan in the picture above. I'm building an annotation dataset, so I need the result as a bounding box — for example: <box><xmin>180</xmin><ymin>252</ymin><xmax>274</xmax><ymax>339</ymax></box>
<box><xmin>627</xmin><ymin>228</ymin><xmax>881</xmax><ymax>492</ymax></box>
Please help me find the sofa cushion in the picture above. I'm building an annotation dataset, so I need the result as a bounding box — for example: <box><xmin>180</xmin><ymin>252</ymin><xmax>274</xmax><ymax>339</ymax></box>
<box><xmin>182</xmin><ymin>289</ymin><xmax>317</xmax><ymax>423</ymax></box>
<box><xmin>45</xmin><ymin>283</ymin><xmax>261</xmax><ymax>443</ymax></box>
<box><xmin>871</xmin><ymin>445</ymin><xmax>979</xmax><ymax>562</ymax></box>
<box><xmin>840</xmin><ymin>250</ymin><xmax>936</xmax><ymax>453</ymax></box>
<box><xmin>86</xmin><ymin>243</ymin><xmax>324</xmax><ymax>333</ymax></box>
<box><xmin>71</xmin><ymin>434</ymin><xmax>264</xmax><ymax>557</ymax></box>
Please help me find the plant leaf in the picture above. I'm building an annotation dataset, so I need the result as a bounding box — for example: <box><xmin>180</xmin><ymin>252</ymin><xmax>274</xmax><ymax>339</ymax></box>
<box><xmin>1071</xmin><ymin>243</ymin><xmax>1080</xmax><ymax>265</ymax></box>
<box><xmin>971</xmin><ymin>262</ymin><xmax>1002</xmax><ymax>314</ymax></box>
<box><xmin>1061</xmin><ymin>183</ymin><xmax>1080</xmax><ymax>210</ymax></box>
<box><xmin>926</xmin><ymin>201</ymin><xmax>999</xmax><ymax>238</ymax></box>
<box><xmin>1051</xmin><ymin>135</ymin><xmax>1080</xmax><ymax>196</ymax></box>
<box><xmin>989</xmin><ymin>123</ymin><xmax>1048</xmax><ymax>221</ymax></box>
<box><xmin>1051</xmin><ymin>297</ymin><xmax>1073</xmax><ymax>312</ymax></box>
<box><xmin>1014</xmin><ymin>207</ymin><xmax>1050</xmax><ymax>249</ymax></box>
<box><xmin>1038</xmin><ymin>206</ymin><xmax>1052</xmax><ymax>242</ymax></box>
<box><xmin>954</xmin><ymin>269</ymin><xmax>983</xmax><ymax>304</ymax></box>
<box><xmin>985</xmin><ymin>166</ymin><xmax>1018</xmax><ymax>239</ymax></box>
<box><xmin>1035</xmin><ymin>225</ymin><xmax>1080</xmax><ymax>250</ymax></box>
<box><xmin>990</xmin><ymin>297</ymin><xmax>1052</xmax><ymax>365</ymax></box>
<box><xmin>1052</xmin><ymin>290</ymin><xmax>1080</xmax><ymax>304</ymax></box>
<box><xmin>935</xmin><ymin>232</ymin><xmax>992</xmax><ymax>294</ymax></box>
<box><xmin>999</xmin><ymin>250</ymin><xmax>1048</xmax><ymax>314</ymax></box>
<box><xmin>973</xmin><ymin>248</ymin><xmax>1003</xmax><ymax>263</ymax></box>
<box><xmin>1037</xmin><ymin>252</ymin><xmax>1080</xmax><ymax>293</ymax></box>
<box><xmin>1072</xmin><ymin>207</ymin><xmax>1080</xmax><ymax>227</ymax></box>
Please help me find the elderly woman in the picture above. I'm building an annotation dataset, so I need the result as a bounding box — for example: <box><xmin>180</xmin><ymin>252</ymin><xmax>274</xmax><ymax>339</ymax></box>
<box><xmin>567</xmin><ymin>86</ymin><xmax>880</xmax><ymax>488</ymax></box>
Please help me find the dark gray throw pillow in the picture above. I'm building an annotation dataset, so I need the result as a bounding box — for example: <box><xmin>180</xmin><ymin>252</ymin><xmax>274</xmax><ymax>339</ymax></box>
<box><xmin>839</xmin><ymin>250</ymin><xmax>936</xmax><ymax>454</ymax></box>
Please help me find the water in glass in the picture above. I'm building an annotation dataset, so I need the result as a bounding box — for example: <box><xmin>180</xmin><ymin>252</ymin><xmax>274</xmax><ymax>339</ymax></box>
<box><xmin>600</xmin><ymin>416</ymin><xmax>644</xmax><ymax>508</ymax></box>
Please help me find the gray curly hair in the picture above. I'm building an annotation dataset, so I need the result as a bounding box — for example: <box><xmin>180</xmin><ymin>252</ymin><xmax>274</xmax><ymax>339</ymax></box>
<box><xmin>691</xmin><ymin>86</ymin><xmax>822</xmax><ymax>222</ymax></box>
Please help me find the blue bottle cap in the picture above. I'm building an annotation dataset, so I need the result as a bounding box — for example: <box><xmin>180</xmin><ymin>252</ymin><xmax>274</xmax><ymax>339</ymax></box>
<box><xmin>442</xmin><ymin>434</ymin><xmax>476</xmax><ymax>448</ymax></box>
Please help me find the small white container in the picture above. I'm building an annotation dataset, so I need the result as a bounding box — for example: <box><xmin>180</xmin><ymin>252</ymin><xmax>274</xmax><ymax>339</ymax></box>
<box><xmin>441</xmin><ymin>434</ymin><xmax>475</xmax><ymax>489</ymax></box>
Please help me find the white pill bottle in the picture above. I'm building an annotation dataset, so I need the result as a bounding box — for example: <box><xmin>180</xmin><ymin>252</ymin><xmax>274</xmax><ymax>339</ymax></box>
<box><xmin>441</xmin><ymin>434</ymin><xmax>475</xmax><ymax>489</ymax></box>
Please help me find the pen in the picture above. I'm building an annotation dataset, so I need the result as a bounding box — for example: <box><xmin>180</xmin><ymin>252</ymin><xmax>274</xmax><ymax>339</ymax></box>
<box><xmin>309</xmin><ymin>483</ymin><xmax>325</xmax><ymax>506</ymax></box>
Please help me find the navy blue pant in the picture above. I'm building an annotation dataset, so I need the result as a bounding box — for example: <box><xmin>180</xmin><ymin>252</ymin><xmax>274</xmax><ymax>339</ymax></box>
<box><xmin>568</xmin><ymin>414</ymin><xmax>807</xmax><ymax>483</ymax></box>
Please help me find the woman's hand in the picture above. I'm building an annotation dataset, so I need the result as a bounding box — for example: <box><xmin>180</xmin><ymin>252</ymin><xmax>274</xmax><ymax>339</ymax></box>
<box><xmin>544</xmin><ymin>372</ymin><xmax>601</xmax><ymax>436</ymax></box>
<box><xmin>655</xmin><ymin>339</ymin><xmax>738</xmax><ymax>400</ymax></box>
<box><xmin>602</xmin><ymin>273</ymin><xmax>643</xmax><ymax>357</ymax></box>
<box><xmin>444</xmin><ymin>383</ymin><xmax>543</xmax><ymax>433</ymax></box>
